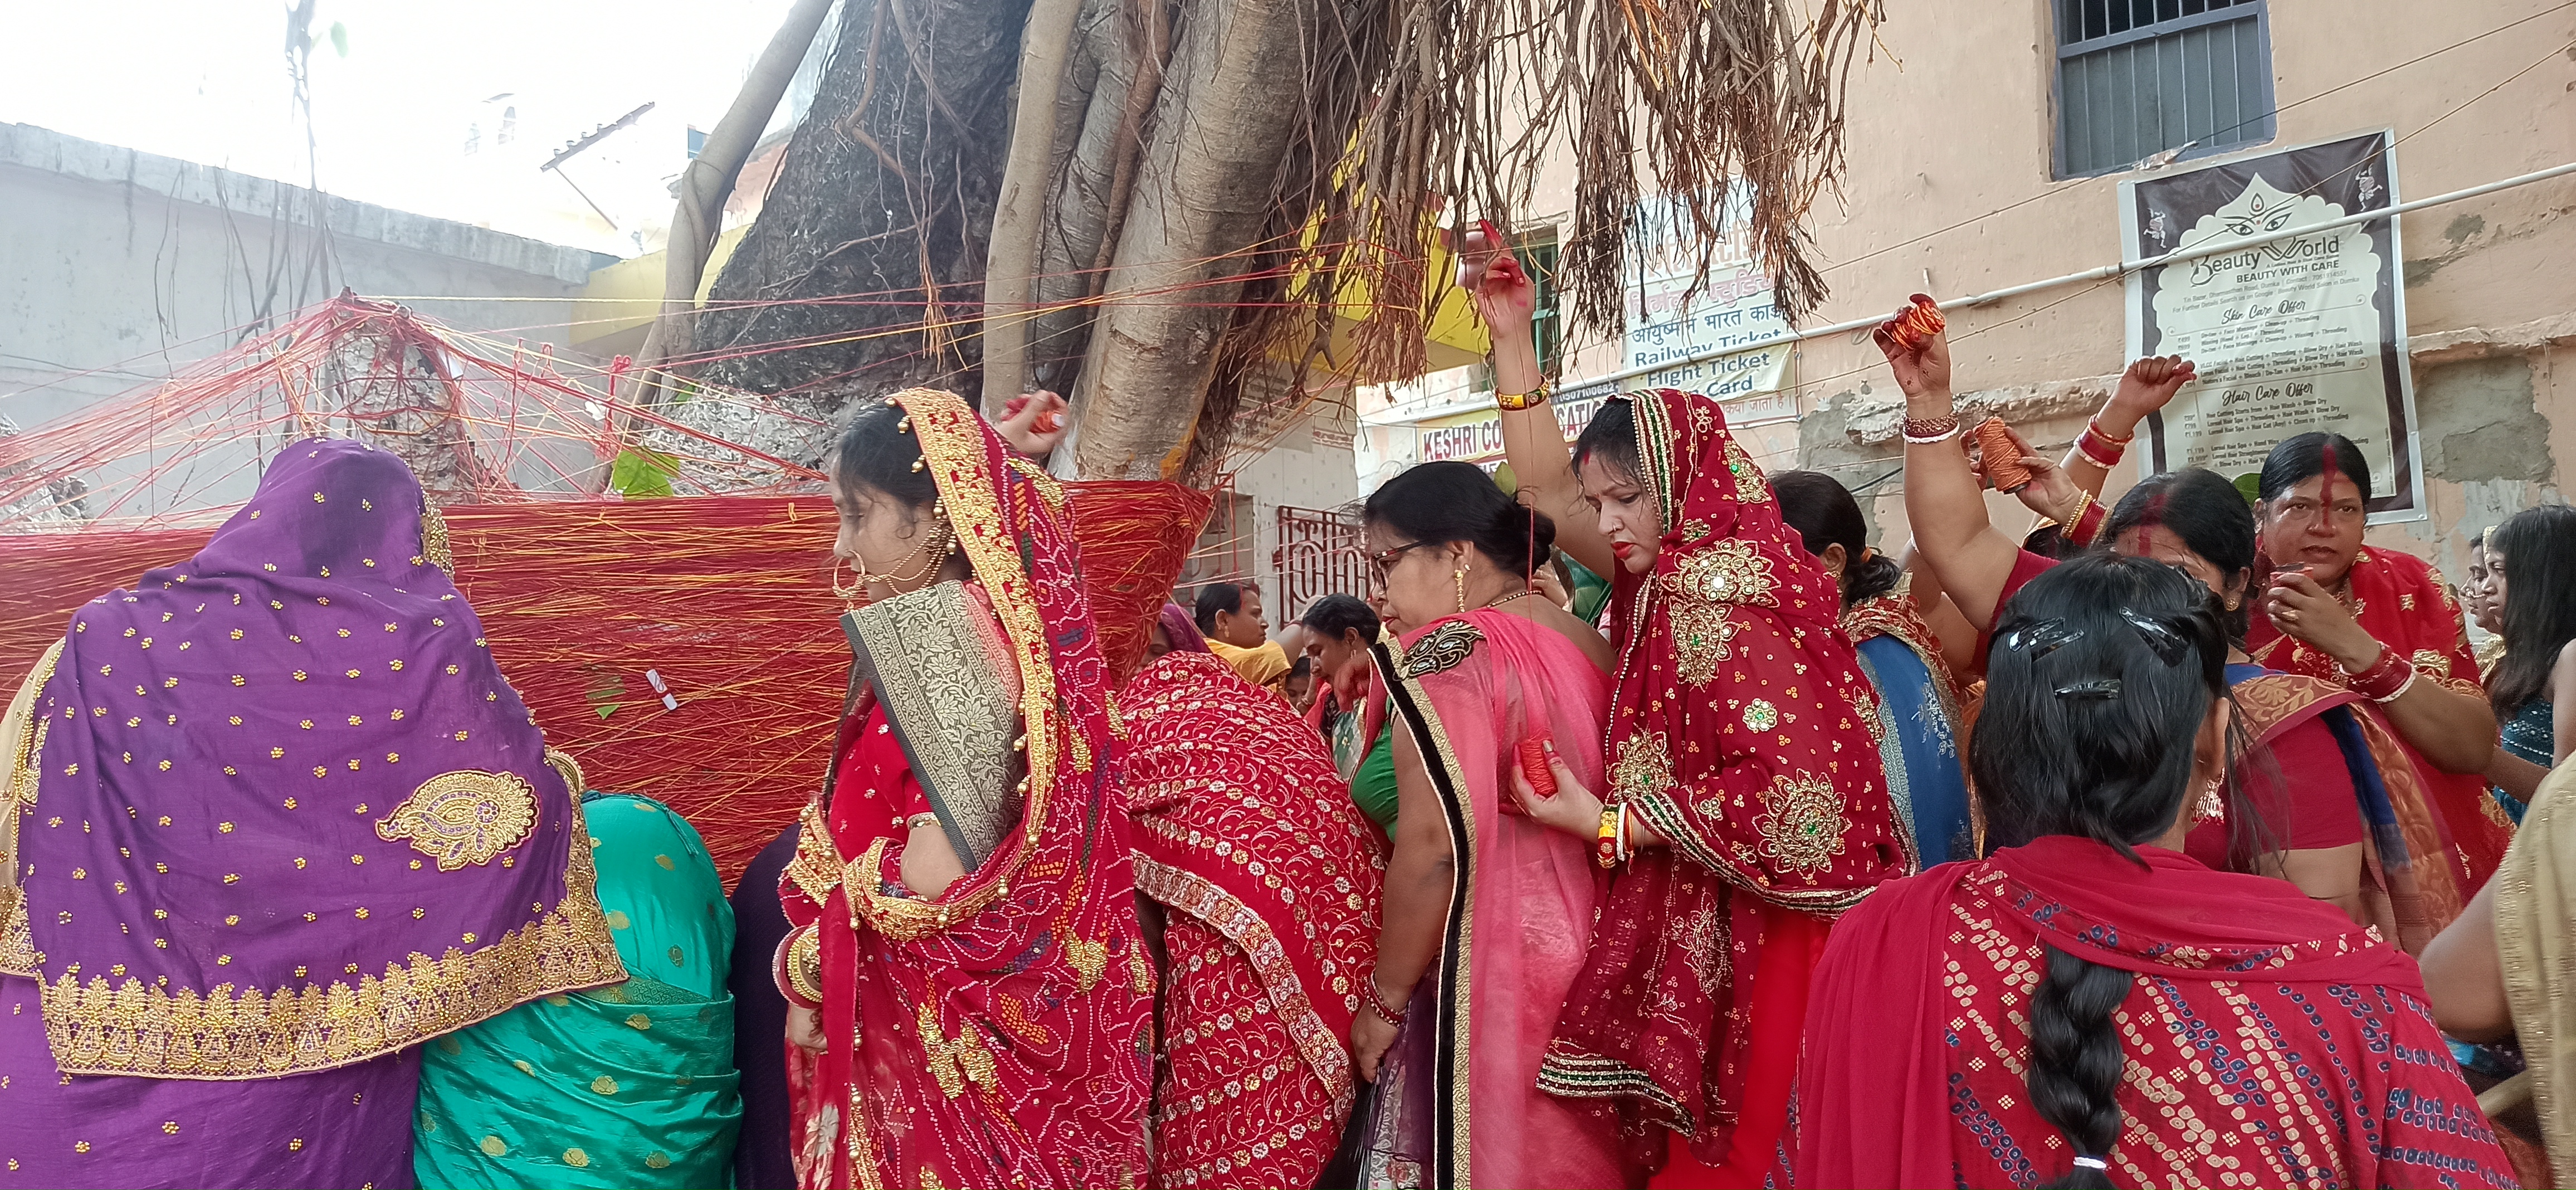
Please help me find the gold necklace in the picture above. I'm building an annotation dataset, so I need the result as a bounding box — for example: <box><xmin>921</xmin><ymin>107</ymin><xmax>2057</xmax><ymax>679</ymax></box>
<box><xmin>849</xmin><ymin>516</ymin><xmax>959</xmax><ymax>592</ymax></box>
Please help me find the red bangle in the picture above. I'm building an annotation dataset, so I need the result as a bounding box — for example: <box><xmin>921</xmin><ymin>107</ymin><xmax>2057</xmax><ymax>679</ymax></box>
<box><xmin>2065</xmin><ymin>492</ymin><xmax>2108</xmax><ymax>549</ymax></box>
<box><xmin>2085</xmin><ymin>417</ymin><xmax>2135</xmax><ymax>446</ymax></box>
<box><xmin>1364</xmin><ymin>973</ymin><xmax>1409</xmax><ymax>1025</ymax></box>
<box><xmin>2343</xmin><ymin>646</ymin><xmax>2414</xmax><ymax>702</ymax></box>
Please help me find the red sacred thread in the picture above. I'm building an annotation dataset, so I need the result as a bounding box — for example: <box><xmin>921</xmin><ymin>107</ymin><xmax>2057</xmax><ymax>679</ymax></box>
<box><xmin>0</xmin><ymin>486</ymin><xmax>1207</xmax><ymax>885</ymax></box>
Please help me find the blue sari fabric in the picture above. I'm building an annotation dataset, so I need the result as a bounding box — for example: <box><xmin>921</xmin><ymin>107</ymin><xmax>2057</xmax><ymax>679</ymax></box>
<box><xmin>2496</xmin><ymin>699</ymin><xmax>2552</xmax><ymax>825</ymax></box>
<box><xmin>1854</xmin><ymin>634</ymin><xmax>1971</xmax><ymax>866</ymax></box>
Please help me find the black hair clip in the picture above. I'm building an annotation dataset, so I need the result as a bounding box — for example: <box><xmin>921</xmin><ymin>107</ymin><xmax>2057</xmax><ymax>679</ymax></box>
<box><xmin>2053</xmin><ymin>678</ymin><xmax>2123</xmax><ymax>701</ymax></box>
<box><xmin>2004</xmin><ymin>618</ymin><xmax>2084</xmax><ymax>662</ymax></box>
<box><xmin>2119</xmin><ymin>609</ymin><xmax>2192</xmax><ymax>666</ymax></box>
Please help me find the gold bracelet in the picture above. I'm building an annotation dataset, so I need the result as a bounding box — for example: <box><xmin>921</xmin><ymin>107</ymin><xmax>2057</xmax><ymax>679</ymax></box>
<box><xmin>785</xmin><ymin>925</ymin><xmax>825</xmax><ymax>1006</ymax></box>
<box><xmin>1495</xmin><ymin>382</ymin><xmax>1550</xmax><ymax>412</ymax></box>
<box><xmin>905</xmin><ymin>813</ymin><xmax>940</xmax><ymax>831</ymax></box>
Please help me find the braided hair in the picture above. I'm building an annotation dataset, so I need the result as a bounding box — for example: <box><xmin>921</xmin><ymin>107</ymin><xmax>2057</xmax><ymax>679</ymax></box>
<box><xmin>1973</xmin><ymin>554</ymin><xmax>2235</xmax><ymax>1188</ymax></box>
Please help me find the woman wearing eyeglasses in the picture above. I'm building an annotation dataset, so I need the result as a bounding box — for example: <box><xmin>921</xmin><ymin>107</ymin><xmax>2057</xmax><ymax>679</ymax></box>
<box><xmin>1343</xmin><ymin>460</ymin><xmax>1634</xmax><ymax>1189</ymax></box>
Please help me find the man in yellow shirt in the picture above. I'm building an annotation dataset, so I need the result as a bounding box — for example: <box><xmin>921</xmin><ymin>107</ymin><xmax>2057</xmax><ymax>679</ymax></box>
<box><xmin>1195</xmin><ymin>582</ymin><xmax>1290</xmax><ymax>696</ymax></box>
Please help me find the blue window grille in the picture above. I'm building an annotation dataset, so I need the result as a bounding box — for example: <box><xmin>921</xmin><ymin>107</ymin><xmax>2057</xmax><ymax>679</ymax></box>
<box><xmin>2054</xmin><ymin>0</ymin><xmax>2275</xmax><ymax>178</ymax></box>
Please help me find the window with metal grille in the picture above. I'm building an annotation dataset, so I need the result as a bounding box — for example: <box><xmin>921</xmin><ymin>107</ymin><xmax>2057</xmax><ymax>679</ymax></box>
<box><xmin>2054</xmin><ymin>0</ymin><xmax>2275</xmax><ymax>178</ymax></box>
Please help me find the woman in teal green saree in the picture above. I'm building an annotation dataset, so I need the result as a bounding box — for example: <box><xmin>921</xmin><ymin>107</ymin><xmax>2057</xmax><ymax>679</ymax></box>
<box><xmin>413</xmin><ymin>789</ymin><xmax>743</xmax><ymax>1189</ymax></box>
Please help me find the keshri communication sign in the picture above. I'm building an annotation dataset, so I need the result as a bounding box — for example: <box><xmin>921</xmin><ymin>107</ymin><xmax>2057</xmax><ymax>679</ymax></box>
<box><xmin>2120</xmin><ymin>130</ymin><xmax>2424</xmax><ymax>521</ymax></box>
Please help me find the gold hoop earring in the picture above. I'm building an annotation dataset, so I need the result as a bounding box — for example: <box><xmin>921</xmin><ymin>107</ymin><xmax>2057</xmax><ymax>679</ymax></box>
<box><xmin>1454</xmin><ymin>566</ymin><xmax>1468</xmax><ymax>614</ymax></box>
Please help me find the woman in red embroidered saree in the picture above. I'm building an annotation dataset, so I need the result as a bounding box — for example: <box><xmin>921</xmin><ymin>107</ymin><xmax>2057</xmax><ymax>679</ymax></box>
<box><xmin>1471</xmin><ymin>229</ymin><xmax>1905</xmax><ymax>1185</ymax></box>
<box><xmin>1346</xmin><ymin>461</ymin><xmax>1632</xmax><ymax>1188</ymax></box>
<box><xmin>774</xmin><ymin>389</ymin><xmax>1152</xmax><ymax>1190</ymax></box>
<box><xmin>1798</xmin><ymin>554</ymin><xmax>2515</xmax><ymax>1190</ymax></box>
<box><xmin>1118</xmin><ymin>631</ymin><xmax>1383</xmax><ymax>1188</ymax></box>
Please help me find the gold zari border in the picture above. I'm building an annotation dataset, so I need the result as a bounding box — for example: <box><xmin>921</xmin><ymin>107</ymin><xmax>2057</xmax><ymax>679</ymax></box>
<box><xmin>38</xmin><ymin>788</ymin><xmax>625</xmax><ymax>1080</ymax></box>
<box><xmin>0</xmin><ymin>640</ymin><xmax>66</xmax><ymax>977</ymax></box>
<box><xmin>846</xmin><ymin>390</ymin><xmax>1059</xmax><ymax>942</ymax></box>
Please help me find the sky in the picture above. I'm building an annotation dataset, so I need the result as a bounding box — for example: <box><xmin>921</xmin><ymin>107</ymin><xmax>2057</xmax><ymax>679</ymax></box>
<box><xmin>0</xmin><ymin>0</ymin><xmax>809</xmax><ymax>252</ymax></box>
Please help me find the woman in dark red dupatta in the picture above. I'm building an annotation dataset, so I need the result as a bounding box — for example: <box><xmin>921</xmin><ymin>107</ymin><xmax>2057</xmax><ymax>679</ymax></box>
<box><xmin>1798</xmin><ymin>554</ymin><xmax>2515</xmax><ymax>1190</ymax></box>
<box><xmin>1470</xmin><ymin>228</ymin><xmax>1905</xmax><ymax>1184</ymax></box>
<box><xmin>1508</xmin><ymin>389</ymin><xmax>1907</xmax><ymax>1185</ymax></box>
<box><xmin>2248</xmin><ymin>432</ymin><xmax>2513</xmax><ymax>883</ymax></box>
<box><xmin>1117</xmin><ymin>623</ymin><xmax>1383</xmax><ymax>1188</ymax></box>
<box><xmin>773</xmin><ymin>389</ymin><xmax>1151</xmax><ymax>1190</ymax></box>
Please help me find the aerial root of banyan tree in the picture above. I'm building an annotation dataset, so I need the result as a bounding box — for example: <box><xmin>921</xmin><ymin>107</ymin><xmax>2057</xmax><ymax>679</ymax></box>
<box><xmin>647</xmin><ymin>0</ymin><xmax>1886</xmax><ymax>483</ymax></box>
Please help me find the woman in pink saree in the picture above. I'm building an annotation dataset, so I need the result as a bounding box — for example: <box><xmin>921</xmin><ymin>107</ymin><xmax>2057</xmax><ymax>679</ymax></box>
<box><xmin>1346</xmin><ymin>461</ymin><xmax>1635</xmax><ymax>1189</ymax></box>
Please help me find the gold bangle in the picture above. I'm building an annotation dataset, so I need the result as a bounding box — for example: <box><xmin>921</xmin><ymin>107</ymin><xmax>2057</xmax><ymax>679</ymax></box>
<box><xmin>905</xmin><ymin>812</ymin><xmax>940</xmax><ymax>831</ymax></box>
<box><xmin>1495</xmin><ymin>382</ymin><xmax>1550</xmax><ymax>412</ymax></box>
<box><xmin>786</xmin><ymin>925</ymin><xmax>824</xmax><ymax>1005</ymax></box>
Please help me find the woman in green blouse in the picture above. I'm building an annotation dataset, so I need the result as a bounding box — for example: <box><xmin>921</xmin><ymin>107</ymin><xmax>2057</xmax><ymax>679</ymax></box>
<box><xmin>1300</xmin><ymin>594</ymin><xmax>1398</xmax><ymax>831</ymax></box>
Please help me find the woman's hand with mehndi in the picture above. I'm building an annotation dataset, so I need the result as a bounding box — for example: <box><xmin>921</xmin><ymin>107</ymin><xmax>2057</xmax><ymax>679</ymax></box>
<box><xmin>787</xmin><ymin>1004</ymin><xmax>826</xmax><ymax>1054</ymax></box>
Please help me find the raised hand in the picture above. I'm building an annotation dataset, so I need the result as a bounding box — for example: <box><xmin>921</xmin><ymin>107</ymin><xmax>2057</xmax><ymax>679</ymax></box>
<box><xmin>1874</xmin><ymin>308</ymin><xmax>1953</xmax><ymax>400</ymax></box>
<box><xmin>1456</xmin><ymin>219</ymin><xmax>1539</xmax><ymax>337</ymax></box>
<box><xmin>2109</xmin><ymin>354</ymin><xmax>2198</xmax><ymax>420</ymax></box>
<box><xmin>1978</xmin><ymin>421</ymin><xmax>2083</xmax><ymax>524</ymax></box>
<box><xmin>994</xmin><ymin>389</ymin><xmax>1070</xmax><ymax>459</ymax></box>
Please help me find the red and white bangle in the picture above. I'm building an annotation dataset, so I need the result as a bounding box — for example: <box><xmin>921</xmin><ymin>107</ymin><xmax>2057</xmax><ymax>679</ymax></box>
<box><xmin>2075</xmin><ymin>418</ymin><xmax>2133</xmax><ymax>469</ymax></box>
<box><xmin>2342</xmin><ymin>646</ymin><xmax>2417</xmax><ymax>703</ymax></box>
<box><xmin>1364</xmin><ymin>972</ymin><xmax>1409</xmax><ymax>1025</ymax></box>
<box><xmin>774</xmin><ymin>924</ymin><xmax>825</xmax><ymax>1009</ymax></box>
<box><xmin>1902</xmin><ymin>415</ymin><xmax>1962</xmax><ymax>445</ymax></box>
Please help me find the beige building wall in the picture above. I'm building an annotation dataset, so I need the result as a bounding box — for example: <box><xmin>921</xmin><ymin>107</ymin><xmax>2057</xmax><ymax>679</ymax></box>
<box><xmin>1498</xmin><ymin>1</ymin><xmax>2576</xmax><ymax>581</ymax></box>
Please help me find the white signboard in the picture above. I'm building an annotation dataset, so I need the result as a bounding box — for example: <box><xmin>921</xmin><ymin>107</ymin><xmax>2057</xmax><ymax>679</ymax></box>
<box><xmin>1623</xmin><ymin>195</ymin><xmax>1797</xmax><ymax>427</ymax></box>
<box><xmin>2120</xmin><ymin>131</ymin><xmax>2424</xmax><ymax>521</ymax></box>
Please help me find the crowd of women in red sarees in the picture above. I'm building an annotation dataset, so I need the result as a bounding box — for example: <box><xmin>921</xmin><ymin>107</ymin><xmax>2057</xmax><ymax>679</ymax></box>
<box><xmin>1310</xmin><ymin>225</ymin><xmax>2576</xmax><ymax>1190</ymax></box>
<box><xmin>755</xmin><ymin>226</ymin><xmax>2576</xmax><ymax>1190</ymax></box>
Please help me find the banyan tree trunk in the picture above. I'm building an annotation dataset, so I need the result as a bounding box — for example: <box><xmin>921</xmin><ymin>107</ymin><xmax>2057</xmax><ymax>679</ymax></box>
<box><xmin>1055</xmin><ymin>0</ymin><xmax>1314</xmax><ymax>481</ymax></box>
<box><xmin>692</xmin><ymin>0</ymin><xmax>1031</xmax><ymax>408</ymax></box>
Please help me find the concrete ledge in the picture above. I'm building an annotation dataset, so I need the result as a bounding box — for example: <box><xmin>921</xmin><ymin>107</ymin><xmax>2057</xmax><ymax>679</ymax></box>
<box><xmin>0</xmin><ymin>122</ymin><xmax>599</xmax><ymax>285</ymax></box>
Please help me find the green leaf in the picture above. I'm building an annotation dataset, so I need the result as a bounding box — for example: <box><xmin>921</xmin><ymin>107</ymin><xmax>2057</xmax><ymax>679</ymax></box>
<box><xmin>2233</xmin><ymin>472</ymin><xmax>2262</xmax><ymax>506</ymax></box>
<box><xmin>328</xmin><ymin>21</ymin><xmax>348</xmax><ymax>57</ymax></box>
<box><xmin>609</xmin><ymin>448</ymin><xmax>679</xmax><ymax>499</ymax></box>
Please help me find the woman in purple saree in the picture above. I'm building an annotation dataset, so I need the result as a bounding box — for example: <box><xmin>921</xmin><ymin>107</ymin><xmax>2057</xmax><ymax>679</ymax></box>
<box><xmin>0</xmin><ymin>438</ymin><xmax>625</xmax><ymax>1188</ymax></box>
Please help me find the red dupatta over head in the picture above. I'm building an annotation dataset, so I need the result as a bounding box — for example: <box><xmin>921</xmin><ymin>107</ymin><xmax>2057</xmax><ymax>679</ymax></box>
<box><xmin>2246</xmin><ymin>545</ymin><xmax>2512</xmax><ymax>884</ymax></box>
<box><xmin>1539</xmin><ymin>388</ymin><xmax>1905</xmax><ymax>1167</ymax></box>
<box><xmin>781</xmin><ymin>388</ymin><xmax>1150</xmax><ymax>1190</ymax></box>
